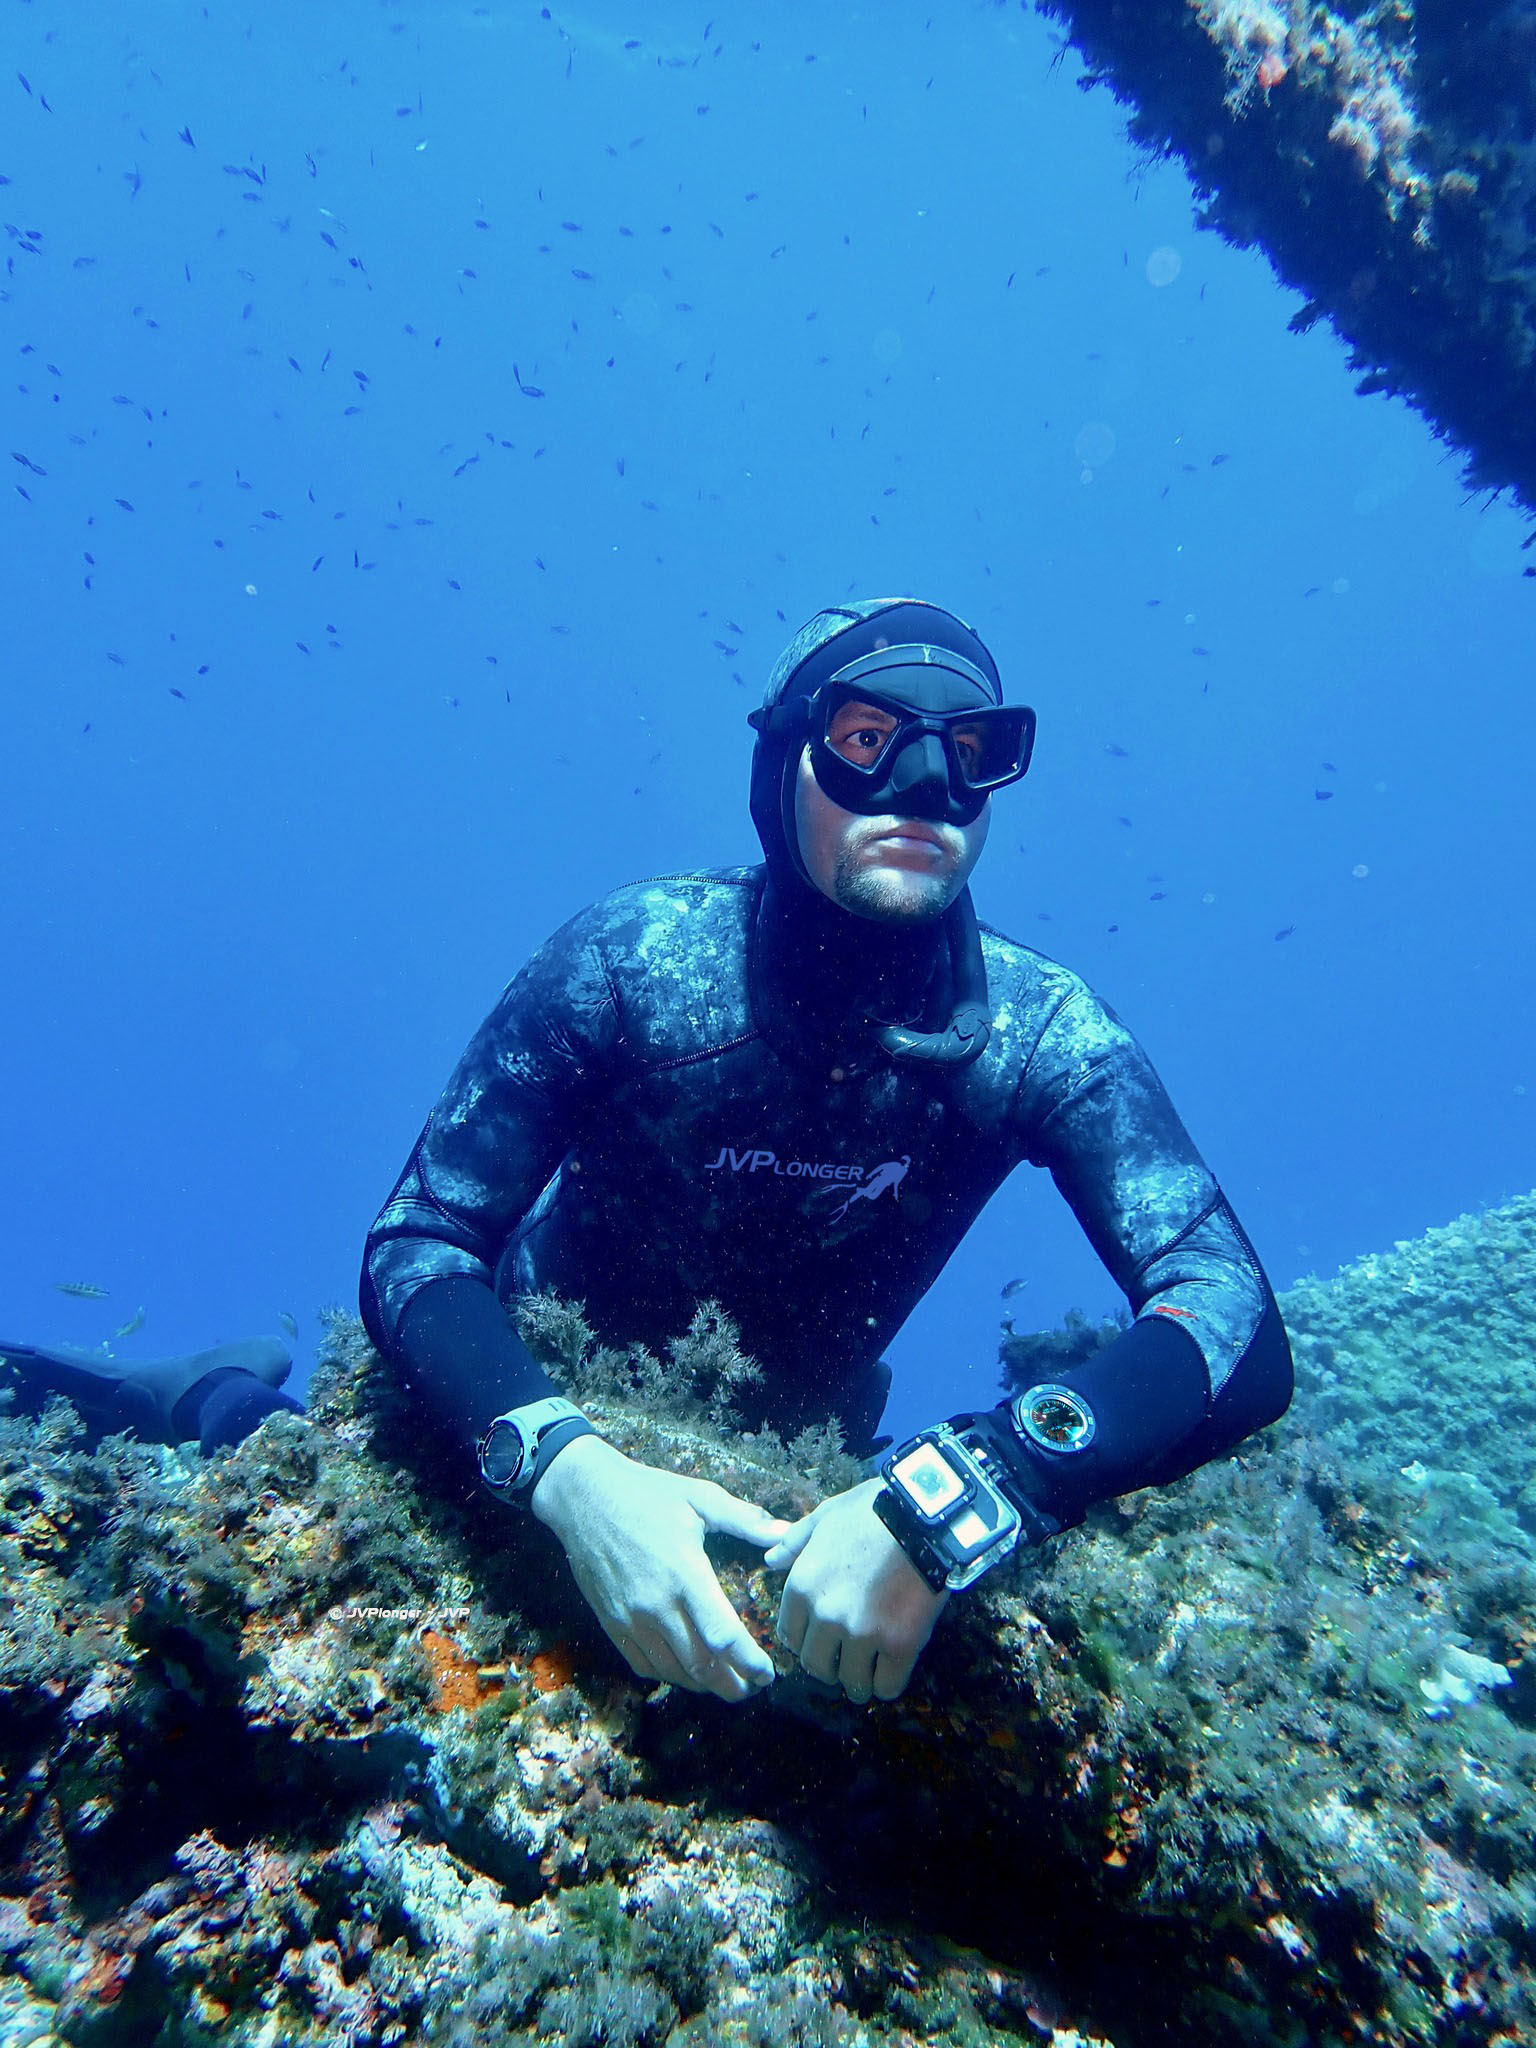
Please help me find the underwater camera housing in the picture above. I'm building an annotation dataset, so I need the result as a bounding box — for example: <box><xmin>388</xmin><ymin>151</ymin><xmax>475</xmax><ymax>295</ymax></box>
<box><xmin>874</xmin><ymin>1417</ymin><xmax>1061</xmax><ymax>1591</ymax></box>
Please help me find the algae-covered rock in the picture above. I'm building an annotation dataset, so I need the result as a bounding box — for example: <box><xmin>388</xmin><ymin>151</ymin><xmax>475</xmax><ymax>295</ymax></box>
<box><xmin>1282</xmin><ymin>1194</ymin><xmax>1536</xmax><ymax>1530</ymax></box>
<box><xmin>2</xmin><ymin>1197</ymin><xmax>1535</xmax><ymax>2045</ymax></box>
<box><xmin>1037</xmin><ymin>0</ymin><xmax>1536</xmax><ymax>529</ymax></box>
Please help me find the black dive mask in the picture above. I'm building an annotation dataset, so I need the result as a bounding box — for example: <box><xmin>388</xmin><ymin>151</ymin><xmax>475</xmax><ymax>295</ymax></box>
<box><xmin>749</xmin><ymin>645</ymin><xmax>1036</xmax><ymax>828</ymax></box>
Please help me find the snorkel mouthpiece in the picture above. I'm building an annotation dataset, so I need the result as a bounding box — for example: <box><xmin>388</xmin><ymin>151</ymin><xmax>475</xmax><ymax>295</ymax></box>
<box><xmin>876</xmin><ymin>997</ymin><xmax>992</xmax><ymax>1067</ymax></box>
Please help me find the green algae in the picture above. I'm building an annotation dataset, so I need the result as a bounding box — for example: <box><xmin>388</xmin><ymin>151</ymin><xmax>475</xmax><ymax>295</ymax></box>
<box><xmin>2</xmin><ymin>1195</ymin><xmax>1535</xmax><ymax>2045</ymax></box>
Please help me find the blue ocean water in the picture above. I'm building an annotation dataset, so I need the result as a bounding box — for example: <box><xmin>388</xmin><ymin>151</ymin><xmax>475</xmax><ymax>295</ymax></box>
<box><xmin>3</xmin><ymin>1</ymin><xmax>1531</xmax><ymax>1449</ymax></box>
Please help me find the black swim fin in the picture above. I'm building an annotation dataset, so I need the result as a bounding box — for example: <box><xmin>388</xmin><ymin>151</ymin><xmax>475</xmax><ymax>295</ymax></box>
<box><xmin>0</xmin><ymin>1336</ymin><xmax>293</xmax><ymax>1446</ymax></box>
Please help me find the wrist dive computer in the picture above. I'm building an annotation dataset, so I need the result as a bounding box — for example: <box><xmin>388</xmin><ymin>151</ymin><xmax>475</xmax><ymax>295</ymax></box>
<box><xmin>476</xmin><ymin>1395</ymin><xmax>597</xmax><ymax>1503</ymax></box>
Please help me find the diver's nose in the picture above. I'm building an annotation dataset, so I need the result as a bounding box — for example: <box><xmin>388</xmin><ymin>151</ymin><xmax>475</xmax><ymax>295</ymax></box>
<box><xmin>887</xmin><ymin>732</ymin><xmax>950</xmax><ymax>819</ymax></box>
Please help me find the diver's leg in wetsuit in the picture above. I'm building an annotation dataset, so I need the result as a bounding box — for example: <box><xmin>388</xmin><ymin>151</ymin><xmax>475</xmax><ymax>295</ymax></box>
<box><xmin>0</xmin><ymin>1337</ymin><xmax>303</xmax><ymax>1452</ymax></box>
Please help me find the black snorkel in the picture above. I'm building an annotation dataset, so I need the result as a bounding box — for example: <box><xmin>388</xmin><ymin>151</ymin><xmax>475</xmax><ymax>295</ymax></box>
<box><xmin>876</xmin><ymin>910</ymin><xmax>993</xmax><ymax>1067</ymax></box>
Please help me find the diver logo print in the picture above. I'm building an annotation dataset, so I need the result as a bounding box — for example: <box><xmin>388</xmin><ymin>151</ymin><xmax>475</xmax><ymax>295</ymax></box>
<box><xmin>704</xmin><ymin>1144</ymin><xmax>911</xmax><ymax>1229</ymax></box>
<box><xmin>828</xmin><ymin>1154</ymin><xmax>909</xmax><ymax>1224</ymax></box>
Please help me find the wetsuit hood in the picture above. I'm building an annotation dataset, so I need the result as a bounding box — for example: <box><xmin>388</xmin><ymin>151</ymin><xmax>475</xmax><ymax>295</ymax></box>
<box><xmin>750</xmin><ymin>598</ymin><xmax>1004</xmax><ymax>890</ymax></box>
<box><xmin>749</xmin><ymin>598</ymin><xmax>1005</xmax><ymax>1071</ymax></box>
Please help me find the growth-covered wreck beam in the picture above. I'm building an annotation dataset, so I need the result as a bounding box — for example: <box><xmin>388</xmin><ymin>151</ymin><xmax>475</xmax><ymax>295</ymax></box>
<box><xmin>1036</xmin><ymin>0</ymin><xmax>1536</xmax><ymax>533</ymax></box>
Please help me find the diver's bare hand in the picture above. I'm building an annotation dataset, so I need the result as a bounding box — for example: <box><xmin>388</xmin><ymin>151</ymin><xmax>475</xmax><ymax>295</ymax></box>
<box><xmin>765</xmin><ymin>1477</ymin><xmax>947</xmax><ymax>1702</ymax></box>
<box><xmin>531</xmin><ymin>1435</ymin><xmax>788</xmax><ymax>1702</ymax></box>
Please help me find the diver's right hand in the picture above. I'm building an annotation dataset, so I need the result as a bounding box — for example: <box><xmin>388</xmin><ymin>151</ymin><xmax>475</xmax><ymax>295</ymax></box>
<box><xmin>529</xmin><ymin>1435</ymin><xmax>789</xmax><ymax>1702</ymax></box>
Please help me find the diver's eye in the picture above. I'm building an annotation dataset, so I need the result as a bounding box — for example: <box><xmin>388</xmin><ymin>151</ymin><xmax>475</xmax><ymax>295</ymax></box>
<box><xmin>827</xmin><ymin>700</ymin><xmax>898</xmax><ymax>768</ymax></box>
<box><xmin>952</xmin><ymin>724</ymin><xmax>985</xmax><ymax>767</ymax></box>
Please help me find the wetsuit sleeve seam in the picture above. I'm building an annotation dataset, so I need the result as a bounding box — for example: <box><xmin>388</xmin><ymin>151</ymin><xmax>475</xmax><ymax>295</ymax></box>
<box><xmin>405</xmin><ymin>1141</ymin><xmax>504</xmax><ymax>1262</ymax></box>
<box><xmin>650</xmin><ymin>1032</ymin><xmax>759</xmax><ymax>1074</ymax></box>
<box><xmin>586</xmin><ymin>925</ymin><xmax>752</xmax><ymax>1075</ymax></box>
<box><xmin>1159</xmin><ymin>1188</ymin><xmax>1268</xmax><ymax>1299</ymax></box>
<box><xmin>1125</xmin><ymin>1192</ymin><xmax>1226</xmax><ymax>1287</ymax></box>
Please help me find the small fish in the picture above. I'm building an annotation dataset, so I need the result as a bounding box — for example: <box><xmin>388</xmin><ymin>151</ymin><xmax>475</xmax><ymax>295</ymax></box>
<box><xmin>1105</xmin><ymin>742</ymin><xmax>1129</xmax><ymax>758</ymax></box>
<box><xmin>1314</xmin><ymin>790</ymin><xmax>1333</xmax><ymax>801</ymax></box>
<box><xmin>279</xmin><ymin>1311</ymin><xmax>299</xmax><ymax>1340</ymax></box>
<box><xmin>114</xmin><ymin>1307</ymin><xmax>146</xmax><ymax>1338</ymax></box>
<box><xmin>55</xmin><ymin>1280</ymin><xmax>108</xmax><ymax>1299</ymax></box>
<box><xmin>1001</xmin><ymin>1277</ymin><xmax>1030</xmax><ymax>1299</ymax></box>
<box><xmin>1274</xmin><ymin>925</ymin><xmax>1296</xmax><ymax>941</ymax></box>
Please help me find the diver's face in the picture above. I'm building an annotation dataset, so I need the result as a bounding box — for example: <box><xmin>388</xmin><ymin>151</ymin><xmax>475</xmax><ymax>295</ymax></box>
<box><xmin>794</xmin><ymin>745</ymin><xmax>989</xmax><ymax>923</ymax></box>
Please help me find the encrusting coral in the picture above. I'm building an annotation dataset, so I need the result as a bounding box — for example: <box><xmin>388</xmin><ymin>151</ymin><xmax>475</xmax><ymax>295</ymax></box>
<box><xmin>1</xmin><ymin>1194</ymin><xmax>1534</xmax><ymax>2044</ymax></box>
<box><xmin>1036</xmin><ymin>0</ymin><xmax>1536</xmax><ymax>534</ymax></box>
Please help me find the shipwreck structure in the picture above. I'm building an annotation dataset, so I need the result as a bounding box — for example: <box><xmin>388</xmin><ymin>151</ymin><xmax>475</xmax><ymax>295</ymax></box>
<box><xmin>1038</xmin><ymin>0</ymin><xmax>1536</xmax><ymax>537</ymax></box>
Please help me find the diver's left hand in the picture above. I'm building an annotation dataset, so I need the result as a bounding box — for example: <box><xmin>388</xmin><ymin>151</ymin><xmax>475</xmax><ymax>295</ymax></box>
<box><xmin>764</xmin><ymin>1477</ymin><xmax>947</xmax><ymax>1703</ymax></box>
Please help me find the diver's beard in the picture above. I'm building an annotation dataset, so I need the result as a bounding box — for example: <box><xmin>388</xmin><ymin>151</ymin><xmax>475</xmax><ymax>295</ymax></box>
<box><xmin>831</xmin><ymin>845</ymin><xmax>958</xmax><ymax>923</ymax></box>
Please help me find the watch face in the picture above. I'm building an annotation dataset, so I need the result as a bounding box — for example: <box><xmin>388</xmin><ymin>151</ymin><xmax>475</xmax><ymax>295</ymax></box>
<box><xmin>481</xmin><ymin>1419</ymin><xmax>527</xmax><ymax>1488</ymax></box>
<box><xmin>1014</xmin><ymin>1384</ymin><xmax>1096</xmax><ymax>1454</ymax></box>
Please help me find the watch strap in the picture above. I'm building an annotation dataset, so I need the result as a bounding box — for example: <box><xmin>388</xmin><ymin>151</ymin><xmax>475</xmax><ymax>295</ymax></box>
<box><xmin>519</xmin><ymin>1411</ymin><xmax>597</xmax><ymax>1493</ymax></box>
<box><xmin>955</xmin><ymin>1411</ymin><xmax>1066</xmax><ymax>1546</ymax></box>
<box><xmin>872</xmin><ymin>1483</ymin><xmax>952</xmax><ymax>1592</ymax></box>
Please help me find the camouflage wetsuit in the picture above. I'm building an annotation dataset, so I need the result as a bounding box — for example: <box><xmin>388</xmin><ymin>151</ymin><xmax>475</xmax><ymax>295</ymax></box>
<box><xmin>360</xmin><ymin>864</ymin><xmax>1291</xmax><ymax>1528</ymax></box>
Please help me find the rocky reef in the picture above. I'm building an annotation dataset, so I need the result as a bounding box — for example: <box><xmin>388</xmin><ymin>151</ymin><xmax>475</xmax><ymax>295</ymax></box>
<box><xmin>1036</xmin><ymin>0</ymin><xmax>1536</xmax><ymax>534</ymax></box>
<box><xmin>2</xmin><ymin>1197</ymin><xmax>1535</xmax><ymax>2046</ymax></box>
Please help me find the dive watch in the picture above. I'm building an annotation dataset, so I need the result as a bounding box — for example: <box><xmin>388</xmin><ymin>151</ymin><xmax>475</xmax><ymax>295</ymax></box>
<box><xmin>476</xmin><ymin>1396</ymin><xmax>597</xmax><ymax>1503</ymax></box>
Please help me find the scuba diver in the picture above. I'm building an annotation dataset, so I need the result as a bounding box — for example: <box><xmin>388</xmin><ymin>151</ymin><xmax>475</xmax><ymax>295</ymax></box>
<box><xmin>357</xmin><ymin>597</ymin><xmax>1293</xmax><ymax>1708</ymax></box>
<box><xmin>2</xmin><ymin>598</ymin><xmax>1290</xmax><ymax>1709</ymax></box>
